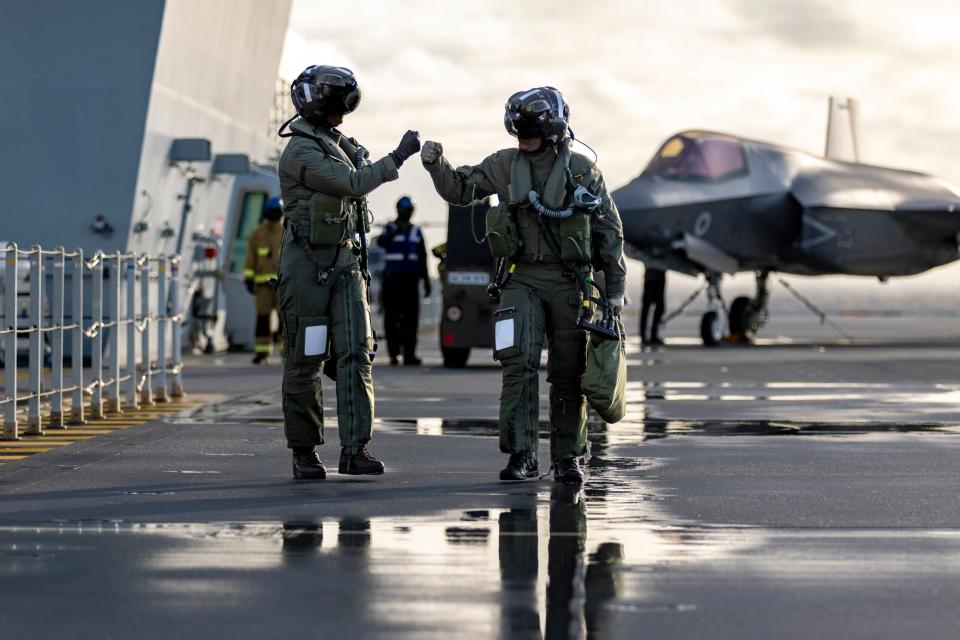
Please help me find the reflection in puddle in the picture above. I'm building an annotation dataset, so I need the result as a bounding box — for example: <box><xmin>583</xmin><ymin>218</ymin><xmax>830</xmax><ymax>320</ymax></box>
<box><xmin>628</xmin><ymin>380</ymin><xmax>960</xmax><ymax>405</ymax></box>
<box><xmin>1</xmin><ymin>483</ymin><xmax>712</xmax><ymax>639</ymax></box>
<box><xmin>373</xmin><ymin>417</ymin><xmax>960</xmax><ymax>442</ymax></box>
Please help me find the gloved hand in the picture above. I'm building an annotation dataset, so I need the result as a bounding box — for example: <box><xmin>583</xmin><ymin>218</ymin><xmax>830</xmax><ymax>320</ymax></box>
<box><xmin>421</xmin><ymin>141</ymin><xmax>443</xmax><ymax>165</ymax></box>
<box><xmin>424</xmin><ymin>281</ymin><xmax>432</xmax><ymax>299</ymax></box>
<box><xmin>244</xmin><ymin>278</ymin><xmax>255</xmax><ymax>295</ymax></box>
<box><xmin>390</xmin><ymin>130</ymin><xmax>421</xmax><ymax>167</ymax></box>
<box><xmin>609</xmin><ymin>296</ymin><xmax>624</xmax><ymax>316</ymax></box>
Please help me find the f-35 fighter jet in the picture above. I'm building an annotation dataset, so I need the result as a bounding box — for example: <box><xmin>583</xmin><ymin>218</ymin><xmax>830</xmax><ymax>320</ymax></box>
<box><xmin>611</xmin><ymin>98</ymin><xmax>960</xmax><ymax>345</ymax></box>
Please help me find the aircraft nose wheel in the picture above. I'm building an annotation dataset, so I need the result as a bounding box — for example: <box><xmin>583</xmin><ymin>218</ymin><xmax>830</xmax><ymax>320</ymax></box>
<box><xmin>700</xmin><ymin>310</ymin><xmax>724</xmax><ymax>346</ymax></box>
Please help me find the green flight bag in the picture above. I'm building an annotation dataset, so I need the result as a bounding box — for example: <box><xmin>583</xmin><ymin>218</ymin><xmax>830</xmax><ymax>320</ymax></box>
<box><xmin>559</xmin><ymin>211</ymin><xmax>592</xmax><ymax>263</ymax></box>
<box><xmin>308</xmin><ymin>193</ymin><xmax>349</xmax><ymax>246</ymax></box>
<box><xmin>485</xmin><ymin>204</ymin><xmax>521</xmax><ymax>258</ymax></box>
<box><xmin>581</xmin><ymin>320</ymin><xmax>627</xmax><ymax>423</ymax></box>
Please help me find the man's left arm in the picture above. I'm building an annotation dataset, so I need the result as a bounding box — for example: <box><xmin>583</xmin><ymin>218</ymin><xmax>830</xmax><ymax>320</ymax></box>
<box><xmin>587</xmin><ymin>168</ymin><xmax>627</xmax><ymax>307</ymax></box>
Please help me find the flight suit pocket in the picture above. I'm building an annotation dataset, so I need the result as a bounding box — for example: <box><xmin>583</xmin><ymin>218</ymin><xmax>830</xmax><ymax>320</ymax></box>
<box><xmin>559</xmin><ymin>212</ymin><xmax>591</xmax><ymax>263</ymax></box>
<box><xmin>294</xmin><ymin>315</ymin><xmax>330</xmax><ymax>366</ymax></box>
<box><xmin>309</xmin><ymin>193</ymin><xmax>348</xmax><ymax>246</ymax></box>
<box><xmin>493</xmin><ymin>306</ymin><xmax>522</xmax><ymax>360</ymax></box>
<box><xmin>485</xmin><ymin>204</ymin><xmax>520</xmax><ymax>258</ymax></box>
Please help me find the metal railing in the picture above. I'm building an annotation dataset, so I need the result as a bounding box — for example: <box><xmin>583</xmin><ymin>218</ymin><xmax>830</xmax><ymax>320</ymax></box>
<box><xmin>1</xmin><ymin>244</ymin><xmax>184</xmax><ymax>440</ymax></box>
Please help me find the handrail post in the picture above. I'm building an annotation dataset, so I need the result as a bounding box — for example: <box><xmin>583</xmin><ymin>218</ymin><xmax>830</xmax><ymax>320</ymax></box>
<box><xmin>106</xmin><ymin>251</ymin><xmax>122</xmax><ymax>413</ymax></box>
<box><xmin>170</xmin><ymin>255</ymin><xmax>184</xmax><ymax>398</ymax></box>
<box><xmin>49</xmin><ymin>247</ymin><xmax>66</xmax><ymax>427</ymax></box>
<box><xmin>90</xmin><ymin>252</ymin><xmax>104</xmax><ymax>419</ymax></box>
<box><xmin>154</xmin><ymin>255</ymin><xmax>169</xmax><ymax>402</ymax></box>
<box><xmin>139</xmin><ymin>255</ymin><xmax>153</xmax><ymax>406</ymax></box>
<box><xmin>27</xmin><ymin>245</ymin><xmax>43</xmax><ymax>435</ymax></box>
<box><xmin>125</xmin><ymin>255</ymin><xmax>138</xmax><ymax>409</ymax></box>
<box><xmin>2</xmin><ymin>243</ymin><xmax>18</xmax><ymax>440</ymax></box>
<box><xmin>70</xmin><ymin>249</ymin><xmax>85</xmax><ymax>424</ymax></box>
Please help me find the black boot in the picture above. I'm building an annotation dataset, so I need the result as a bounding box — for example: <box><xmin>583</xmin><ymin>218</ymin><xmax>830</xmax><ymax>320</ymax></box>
<box><xmin>339</xmin><ymin>445</ymin><xmax>385</xmax><ymax>475</ymax></box>
<box><xmin>252</xmin><ymin>352</ymin><xmax>268</xmax><ymax>365</ymax></box>
<box><xmin>292</xmin><ymin>449</ymin><xmax>326</xmax><ymax>480</ymax></box>
<box><xmin>554</xmin><ymin>457</ymin><xmax>584</xmax><ymax>485</ymax></box>
<box><xmin>499</xmin><ymin>452</ymin><xmax>539</xmax><ymax>481</ymax></box>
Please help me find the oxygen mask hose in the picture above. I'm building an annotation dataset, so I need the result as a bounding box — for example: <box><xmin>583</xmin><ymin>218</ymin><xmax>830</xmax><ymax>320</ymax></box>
<box><xmin>528</xmin><ymin>191</ymin><xmax>574</xmax><ymax>219</ymax></box>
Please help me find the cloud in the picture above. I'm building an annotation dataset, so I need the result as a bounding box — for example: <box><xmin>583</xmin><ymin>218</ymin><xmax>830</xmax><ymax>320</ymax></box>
<box><xmin>725</xmin><ymin>0</ymin><xmax>863</xmax><ymax>50</ymax></box>
<box><xmin>279</xmin><ymin>0</ymin><xmax>960</xmax><ymax>294</ymax></box>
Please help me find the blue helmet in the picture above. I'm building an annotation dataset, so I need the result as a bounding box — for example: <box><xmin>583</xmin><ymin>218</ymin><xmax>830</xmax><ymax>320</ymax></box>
<box><xmin>263</xmin><ymin>196</ymin><xmax>283</xmax><ymax>220</ymax></box>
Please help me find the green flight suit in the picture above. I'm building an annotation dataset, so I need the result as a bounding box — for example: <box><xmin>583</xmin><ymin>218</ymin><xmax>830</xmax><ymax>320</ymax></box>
<box><xmin>423</xmin><ymin>141</ymin><xmax>626</xmax><ymax>460</ymax></box>
<box><xmin>277</xmin><ymin>118</ymin><xmax>399</xmax><ymax>453</ymax></box>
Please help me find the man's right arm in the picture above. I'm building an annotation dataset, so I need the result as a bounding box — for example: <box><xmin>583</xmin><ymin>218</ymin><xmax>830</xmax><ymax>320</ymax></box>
<box><xmin>285</xmin><ymin>142</ymin><xmax>399</xmax><ymax>199</ymax></box>
<box><xmin>420</xmin><ymin>141</ymin><xmax>498</xmax><ymax>206</ymax></box>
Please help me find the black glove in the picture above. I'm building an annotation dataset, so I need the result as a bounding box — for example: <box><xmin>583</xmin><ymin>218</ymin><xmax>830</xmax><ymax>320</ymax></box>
<box><xmin>244</xmin><ymin>279</ymin><xmax>255</xmax><ymax>295</ymax></box>
<box><xmin>424</xmin><ymin>281</ymin><xmax>432</xmax><ymax>299</ymax></box>
<box><xmin>389</xmin><ymin>130</ymin><xmax>421</xmax><ymax>167</ymax></box>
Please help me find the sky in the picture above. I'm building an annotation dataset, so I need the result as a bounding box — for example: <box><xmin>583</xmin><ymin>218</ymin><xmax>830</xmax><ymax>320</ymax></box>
<box><xmin>278</xmin><ymin>0</ymin><xmax>960</xmax><ymax>310</ymax></box>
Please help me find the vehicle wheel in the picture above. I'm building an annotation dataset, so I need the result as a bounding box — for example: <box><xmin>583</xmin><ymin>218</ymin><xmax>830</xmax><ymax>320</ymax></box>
<box><xmin>700</xmin><ymin>311</ymin><xmax>723</xmax><ymax>347</ymax></box>
<box><xmin>441</xmin><ymin>347</ymin><xmax>470</xmax><ymax>368</ymax></box>
<box><xmin>728</xmin><ymin>296</ymin><xmax>754</xmax><ymax>336</ymax></box>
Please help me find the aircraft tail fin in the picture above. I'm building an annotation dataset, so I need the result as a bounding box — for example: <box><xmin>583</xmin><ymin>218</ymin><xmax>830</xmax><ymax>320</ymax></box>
<box><xmin>824</xmin><ymin>96</ymin><xmax>861</xmax><ymax>162</ymax></box>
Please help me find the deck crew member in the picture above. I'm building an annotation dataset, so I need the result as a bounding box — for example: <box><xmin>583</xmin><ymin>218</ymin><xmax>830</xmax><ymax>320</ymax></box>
<box><xmin>640</xmin><ymin>267</ymin><xmax>666</xmax><ymax>346</ymax></box>
<box><xmin>244</xmin><ymin>196</ymin><xmax>284</xmax><ymax>365</ymax></box>
<box><xmin>376</xmin><ymin>196</ymin><xmax>431</xmax><ymax>366</ymax></box>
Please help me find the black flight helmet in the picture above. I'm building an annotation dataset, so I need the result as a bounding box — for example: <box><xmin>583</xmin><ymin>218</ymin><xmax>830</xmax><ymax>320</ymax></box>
<box><xmin>503</xmin><ymin>86</ymin><xmax>570</xmax><ymax>145</ymax></box>
<box><xmin>290</xmin><ymin>65</ymin><xmax>361</xmax><ymax>124</ymax></box>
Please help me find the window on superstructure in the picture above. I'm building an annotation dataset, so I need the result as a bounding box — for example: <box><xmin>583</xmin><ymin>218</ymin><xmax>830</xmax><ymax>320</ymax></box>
<box><xmin>229</xmin><ymin>191</ymin><xmax>268</xmax><ymax>274</ymax></box>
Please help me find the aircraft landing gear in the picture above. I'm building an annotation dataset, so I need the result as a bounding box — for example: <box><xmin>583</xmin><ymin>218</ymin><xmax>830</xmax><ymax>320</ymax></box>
<box><xmin>698</xmin><ymin>271</ymin><xmax>771</xmax><ymax>346</ymax></box>
<box><xmin>699</xmin><ymin>274</ymin><xmax>727</xmax><ymax>347</ymax></box>
<box><xmin>728</xmin><ymin>270</ymin><xmax>770</xmax><ymax>341</ymax></box>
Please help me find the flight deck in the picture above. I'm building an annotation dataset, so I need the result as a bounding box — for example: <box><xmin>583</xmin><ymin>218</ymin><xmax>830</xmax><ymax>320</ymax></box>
<box><xmin>2</xmin><ymin>321</ymin><xmax>959</xmax><ymax>639</ymax></box>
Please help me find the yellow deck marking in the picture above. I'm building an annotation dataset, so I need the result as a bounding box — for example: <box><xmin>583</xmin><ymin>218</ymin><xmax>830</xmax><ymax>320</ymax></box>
<box><xmin>4</xmin><ymin>441</ymin><xmax>75</xmax><ymax>446</ymax></box>
<box><xmin>0</xmin><ymin>397</ymin><xmax>206</xmax><ymax>465</ymax></box>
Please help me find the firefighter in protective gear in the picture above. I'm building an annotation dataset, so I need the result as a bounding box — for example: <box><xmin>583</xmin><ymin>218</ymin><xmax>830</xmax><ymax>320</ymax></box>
<box><xmin>277</xmin><ymin>64</ymin><xmax>421</xmax><ymax>480</ymax></box>
<box><xmin>376</xmin><ymin>196</ymin><xmax>431</xmax><ymax>366</ymax></box>
<box><xmin>244</xmin><ymin>197</ymin><xmax>284</xmax><ymax>365</ymax></box>
<box><xmin>421</xmin><ymin>87</ymin><xmax>627</xmax><ymax>485</ymax></box>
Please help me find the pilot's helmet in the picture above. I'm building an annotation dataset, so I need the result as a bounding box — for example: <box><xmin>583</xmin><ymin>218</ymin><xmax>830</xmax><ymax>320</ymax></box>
<box><xmin>503</xmin><ymin>87</ymin><xmax>570</xmax><ymax>144</ymax></box>
<box><xmin>291</xmin><ymin>65</ymin><xmax>361</xmax><ymax>124</ymax></box>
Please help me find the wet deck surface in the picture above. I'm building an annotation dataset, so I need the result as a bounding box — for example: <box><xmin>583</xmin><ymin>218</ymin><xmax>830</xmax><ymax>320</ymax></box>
<box><xmin>2</xmin><ymin>339</ymin><xmax>960</xmax><ymax>638</ymax></box>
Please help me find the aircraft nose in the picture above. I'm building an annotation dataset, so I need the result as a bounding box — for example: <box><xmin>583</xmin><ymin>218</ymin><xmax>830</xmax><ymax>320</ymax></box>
<box><xmin>612</xmin><ymin>174</ymin><xmax>657</xmax><ymax>210</ymax></box>
<box><xmin>612</xmin><ymin>174</ymin><xmax>659</xmax><ymax>236</ymax></box>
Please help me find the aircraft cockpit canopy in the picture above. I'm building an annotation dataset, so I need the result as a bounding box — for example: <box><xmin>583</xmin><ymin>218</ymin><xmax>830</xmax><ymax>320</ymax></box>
<box><xmin>645</xmin><ymin>132</ymin><xmax>748</xmax><ymax>182</ymax></box>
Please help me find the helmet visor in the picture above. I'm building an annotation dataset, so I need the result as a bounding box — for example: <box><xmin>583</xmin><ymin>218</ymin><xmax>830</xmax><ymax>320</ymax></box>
<box><xmin>319</xmin><ymin>83</ymin><xmax>361</xmax><ymax>115</ymax></box>
<box><xmin>504</xmin><ymin>110</ymin><xmax>544</xmax><ymax>139</ymax></box>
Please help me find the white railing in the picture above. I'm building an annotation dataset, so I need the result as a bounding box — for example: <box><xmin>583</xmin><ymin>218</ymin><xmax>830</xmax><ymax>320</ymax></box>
<box><xmin>1</xmin><ymin>243</ymin><xmax>184</xmax><ymax>440</ymax></box>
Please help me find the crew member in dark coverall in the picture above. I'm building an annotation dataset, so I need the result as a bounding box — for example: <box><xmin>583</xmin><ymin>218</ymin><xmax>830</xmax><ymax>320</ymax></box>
<box><xmin>640</xmin><ymin>267</ymin><xmax>666</xmax><ymax>346</ymax></box>
<box><xmin>377</xmin><ymin>196</ymin><xmax>431</xmax><ymax>366</ymax></box>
